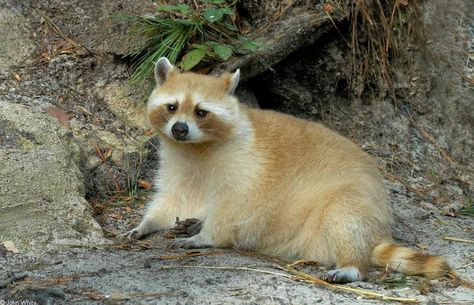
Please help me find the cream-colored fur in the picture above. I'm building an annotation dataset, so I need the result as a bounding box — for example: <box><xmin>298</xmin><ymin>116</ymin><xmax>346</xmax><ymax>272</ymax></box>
<box><xmin>122</xmin><ymin>57</ymin><xmax>451</xmax><ymax>283</ymax></box>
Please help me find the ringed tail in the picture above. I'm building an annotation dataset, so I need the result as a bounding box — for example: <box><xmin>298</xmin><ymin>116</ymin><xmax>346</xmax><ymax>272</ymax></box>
<box><xmin>371</xmin><ymin>242</ymin><xmax>451</xmax><ymax>278</ymax></box>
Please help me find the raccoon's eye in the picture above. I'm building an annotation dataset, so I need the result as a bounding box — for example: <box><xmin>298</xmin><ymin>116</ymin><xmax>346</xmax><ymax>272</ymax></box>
<box><xmin>195</xmin><ymin>109</ymin><xmax>209</xmax><ymax>118</ymax></box>
<box><xmin>166</xmin><ymin>104</ymin><xmax>177</xmax><ymax>112</ymax></box>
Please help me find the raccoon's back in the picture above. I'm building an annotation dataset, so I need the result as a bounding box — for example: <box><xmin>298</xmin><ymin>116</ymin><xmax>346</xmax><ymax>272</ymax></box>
<box><xmin>244</xmin><ymin>107</ymin><xmax>380</xmax><ymax>179</ymax></box>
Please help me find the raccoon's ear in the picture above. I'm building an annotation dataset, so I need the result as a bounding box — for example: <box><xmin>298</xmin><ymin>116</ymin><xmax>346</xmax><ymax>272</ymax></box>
<box><xmin>226</xmin><ymin>69</ymin><xmax>240</xmax><ymax>95</ymax></box>
<box><xmin>154</xmin><ymin>57</ymin><xmax>175</xmax><ymax>86</ymax></box>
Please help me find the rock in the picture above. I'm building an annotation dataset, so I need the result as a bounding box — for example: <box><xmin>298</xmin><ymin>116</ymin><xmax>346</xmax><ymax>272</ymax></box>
<box><xmin>212</xmin><ymin>7</ymin><xmax>337</xmax><ymax>81</ymax></box>
<box><xmin>0</xmin><ymin>8</ymin><xmax>35</xmax><ymax>70</ymax></box>
<box><xmin>0</xmin><ymin>101</ymin><xmax>108</xmax><ymax>254</ymax></box>
<box><xmin>238</xmin><ymin>0</ymin><xmax>283</xmax><ymax>27</ymax></box>
<box><xmin>95</xmin><ymin>81</ymin><xmax>147</xmax><ymax>130</ymax></box>
<box><xmin>29</xmin><ymin>0</ymin><xmax>153</xmax><ymax>55</ymax></box>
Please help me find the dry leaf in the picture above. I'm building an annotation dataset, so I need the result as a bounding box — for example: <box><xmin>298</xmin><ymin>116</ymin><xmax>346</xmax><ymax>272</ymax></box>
<box><xmin>110</xmin><ymin>292</ymin><xmax>129</xmax><ymax>301</ymax></box>
<box><xmin>44</xmin><ymin>106</ymin><xmax>71</xmax><ymax>129</ymax></box>
<box><xmin>144</xmin><ymin>129</ymin><xmax>154</xmax><ymax>136</ymax></box>
<box><xmin>2</xmin><ymin>240</ymin><xmax>19</xmax><ymax>253</ymax></box>
<box><xmin>441</xmin><ymin>208</ymin><xmax>457</xmax><ymax>217</ymax></box>
<box><xmin>94</xmin><ymin>144</ymin><xmax>113</xmax><ymax>163</ymax></box>
<box><xmin>195</xmin><ymin>67</ymin><xmax>211</xmax><ymax>75</ymax></box>
<box><xmin>54</xmin><ymin>276</ymin><xmax>75</xmax><ymax>284</ymax></box>
<box><xmin>399</xmin><ymin>0</ymin><xmax>409</xmax><ymax>6</ymax></box>
<box><xmin>138</xmin><ymin>179</ymin><xmax>153</xmax><ymax>190</ymax></box>
<box><xmin>91</xmin><ymin>203</ymin><xmax>106</xmax><ymax>213</ymax></box>
<box><xmin>124</xmin><ymin>206</ymin><xmax>132</xmax><ymax>213</ymax></box>
<box><xmin>240</xmin><ymin>21</ymin><xmax>251</xmax><ymax>35</ymax></box>
<box><xmin>102</xmin><ymin>148</ymin><xmax>112</xmax><ymax>162</ymax></box>
<box><xmin>109</xmin><ymin>214</ymin><xmax>122</xmax><ymax>220</ymax></box>
<box><xmin>323</xmin><ymin>3</ymin><xmax>335</xmax><ymax>14</ymax></box>
<box><xmin>85</xmin><ymin>290</ymin><xmax>103</xmax><ymax>300</ymax></box>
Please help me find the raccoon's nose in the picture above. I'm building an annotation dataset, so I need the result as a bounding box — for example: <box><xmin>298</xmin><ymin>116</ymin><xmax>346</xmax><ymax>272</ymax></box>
<box><xmin>171</xmin><ymin>122</ymin><xmax>189</xmax><ymax>139</ymax></box>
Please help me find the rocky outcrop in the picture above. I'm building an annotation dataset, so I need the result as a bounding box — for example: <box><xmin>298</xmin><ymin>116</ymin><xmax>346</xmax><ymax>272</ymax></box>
<box><xmin>0</xmin><ymin>8</ymin><xmax>35</xmax><ymax>70</ymax></box>
<box><xmin>0</xmin><ymin>100</ymin><xmax>108</xmax><ymax>254</ymax></box>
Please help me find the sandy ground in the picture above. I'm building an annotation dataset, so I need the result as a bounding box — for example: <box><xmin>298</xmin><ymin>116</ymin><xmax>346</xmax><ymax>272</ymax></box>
<box><xmin>1</xmin><ymin>191</ymin><xmax>473</xmax><ymax>305</ymax></box>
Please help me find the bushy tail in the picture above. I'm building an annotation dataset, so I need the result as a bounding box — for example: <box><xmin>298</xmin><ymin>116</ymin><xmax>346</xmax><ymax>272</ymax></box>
<box><xmin>371</xmin><ymin>243</ymin><xmax>451</xmax><ymax>278</ymax></box>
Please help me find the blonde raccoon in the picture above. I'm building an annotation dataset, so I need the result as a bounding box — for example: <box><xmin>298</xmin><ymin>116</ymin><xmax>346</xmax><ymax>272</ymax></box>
<box><xmin>122</xmin><ymin>57</ymin><xmax>452</xmax><ymax>283</ymax></box>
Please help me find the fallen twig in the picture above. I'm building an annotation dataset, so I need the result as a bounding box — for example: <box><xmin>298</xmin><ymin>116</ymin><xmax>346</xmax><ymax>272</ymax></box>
<box><xmin>107</xmin><ymin>290</ymin><xmax>181</xmax><ymax>300</ymax></box>
<box><xmin>17</xmin><ymin>272</ymin><xmax>99</xmax><ymax>287</ymax></box>
<box><xmin>378</xmin><ymin>166</ymin><xmax>431</xmax><ymax>195</ymax></box>
<box><xmin>408</xmin><ymin>117</ymin><xmax>456</xmax><ymax>168</ymax></box>
<box><xmin>34</xmin><ymin>8</ymin><xmax>99</xmax><ymax>58</ymax></box>
<box><xmin>0</xmin><ymin>273</ymin><xmax>28</xmax><ymax>288</ymax></box>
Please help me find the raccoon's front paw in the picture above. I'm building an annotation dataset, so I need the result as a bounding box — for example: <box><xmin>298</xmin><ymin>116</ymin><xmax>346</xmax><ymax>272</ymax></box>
<box><xmin>170</xmin><ymin>218</ymin><xmax>202</xmax><ymax>237</ymax></box>
<box><xmin>119</xmin><ymin>228</ymin><xmax>145</xmax><ymax>240</ymax></box>
<box><xmin>168</xmin><ymin>234</ymin><xmax>213</xmax><ymax>249</ymax></box>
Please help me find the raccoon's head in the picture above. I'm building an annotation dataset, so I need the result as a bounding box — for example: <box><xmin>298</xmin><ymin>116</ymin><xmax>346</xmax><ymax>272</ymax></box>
<box><xmin>147</xmin><ymin>57</ymin><xmax>241</xmax><ymax>144</ymax></box>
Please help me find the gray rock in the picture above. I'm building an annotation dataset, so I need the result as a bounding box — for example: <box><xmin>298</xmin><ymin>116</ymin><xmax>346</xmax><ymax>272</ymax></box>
<box><xmin>0</xmin><ymin>8</ymin><xmax>35</xmax><ymax>70</ymax></box>
<box><xmin>213</xmin><ymin>7</ymin><xmax>335</xmax><ymax>81</ymax></box>
<box><xmin>29</xmin><ymin>0</ymin><xmax>152</xmax><ymax>55</ymax></box>
<box><xmin>95</xmin><ymin>81</ymin><xmax>147</xmax><ymax>130</ymax></box>
<box><xmin>0</xmin><ymin>102</ymin><xmax>108</xmax><ymax>254</ymax></box>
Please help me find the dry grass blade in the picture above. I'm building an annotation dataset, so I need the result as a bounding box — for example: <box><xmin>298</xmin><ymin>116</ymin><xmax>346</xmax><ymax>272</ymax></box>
<box><xmin>348</xmin><ymin>0</ymin><xmax>425</xmax><ymax>97</ymax></box>
<box><xmin>443</xmin><ymin>236</ymin><xmax>474</xmax><ymax>244</ymax></box>
<box><xmin>17</xmin><ymin>272</ymin><xmax>99</xmax><ymax>287</ymax></box>
<box><xmin>161</xmin><ymin>265</ymin><xmax>293</xmax><ymax>278</ymax></box>
<box><xmin>158</xmin><ymin>251</ymin><xmax>224</xmax><ymax>260</ymax></box>
<box><xmin>286</xmin><ymin>259</ymin><xmax>321</xmax><ymax>268</ymax></box>
<box><xmin>162</xmin><ymin>264</ymin><xmax>419</xmax><ymax>303</ymax></box>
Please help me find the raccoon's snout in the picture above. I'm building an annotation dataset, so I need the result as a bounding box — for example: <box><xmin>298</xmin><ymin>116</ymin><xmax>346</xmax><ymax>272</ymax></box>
<box><xmin>171</xmin><ymin>122</ymin><xmax>189</xmax><ymax>140</ymax></box>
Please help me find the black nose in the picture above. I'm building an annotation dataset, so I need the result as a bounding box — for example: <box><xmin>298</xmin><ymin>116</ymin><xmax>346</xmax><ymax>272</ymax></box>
<box><xmin>171</xmin><ymin>122</ymin><xmax>189</xmax><ymax>139</ymax></box>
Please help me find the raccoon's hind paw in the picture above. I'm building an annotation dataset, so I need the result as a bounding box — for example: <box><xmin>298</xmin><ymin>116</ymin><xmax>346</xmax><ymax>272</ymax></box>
<box><xmin>168</xmin><ymin>234</ymin><xmax>213</xmax><ymax>250</ymax></box>
<box><xmin>322</xmin><ymin>267</ymin><xmax>363</xmax><ymax>284</ymax></box>
<box><xmin>119</xmin><ymin>228</ymin><xmax>145</xmax><ymax>240</ymax></box>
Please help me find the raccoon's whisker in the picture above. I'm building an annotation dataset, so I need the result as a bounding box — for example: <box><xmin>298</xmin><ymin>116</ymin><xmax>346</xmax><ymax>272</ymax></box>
<box><xmin>200</xmin><ymin>128</ymin><xmax>225</xmax><ymax>145</ymax></box>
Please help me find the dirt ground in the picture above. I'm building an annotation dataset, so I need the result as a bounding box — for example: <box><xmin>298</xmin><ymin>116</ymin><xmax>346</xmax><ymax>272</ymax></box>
<box><xmin>1</xmin><ymin>210</ymin><xmax>473</xmax><ymax>305</ymax></box>
<box><xmin>1</xmin><ymin>0</ymin><xmax>473</xmax><ymax>304</ymax></box>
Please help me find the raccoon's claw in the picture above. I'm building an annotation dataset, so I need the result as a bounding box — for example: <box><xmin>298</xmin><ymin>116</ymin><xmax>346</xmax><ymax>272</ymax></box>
<box><xmin>168</xmin><ymin>235</ymin><xmax>213</xmax><ymax>250</ymax></box>
<box><xmin>119</xmin><ymin>228</ymin><xmax>144</xmax><ymax>240</ymax></box>
<box><xmin>170</xmin><ymin>218</ymin><xmax>202</xmax><ymax>237</ymax></box>
<box><xmin>321</xmin><ymin>267</ymin><xmax>362</xmax><ymax>284</ymax></box>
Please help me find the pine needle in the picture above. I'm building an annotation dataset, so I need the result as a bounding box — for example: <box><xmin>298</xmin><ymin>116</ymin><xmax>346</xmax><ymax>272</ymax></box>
<box><xmin>443</xmin><ymin>236</ymin><xmax>474</xmax><ymax>244</ymax></box>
